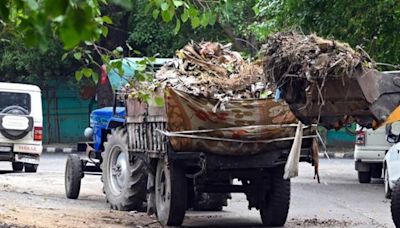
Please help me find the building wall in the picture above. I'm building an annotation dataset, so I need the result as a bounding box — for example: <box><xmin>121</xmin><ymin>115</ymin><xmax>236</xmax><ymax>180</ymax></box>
<box><xmin>42</xmin><ymin>84</ymin><xmax>95</xmax><ymax>144</ymax></box>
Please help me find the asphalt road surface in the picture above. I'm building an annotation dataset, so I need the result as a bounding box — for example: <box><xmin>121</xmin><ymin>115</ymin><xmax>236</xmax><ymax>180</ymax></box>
<box><xmin>0</xmin><ymin>153</ymin><xmax>395</xmax><ymax>228</ymax></box>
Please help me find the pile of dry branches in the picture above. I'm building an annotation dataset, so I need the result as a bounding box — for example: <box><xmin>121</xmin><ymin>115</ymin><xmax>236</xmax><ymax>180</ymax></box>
<box><xmin>261</xmin><ymin>32</ymin><xmax>374</xmax><ymax>85</ymax></box>
<box><xmin>156</xmin><ymin>41</ymin><xmax>266</xmax><ymax>100</ymax></box>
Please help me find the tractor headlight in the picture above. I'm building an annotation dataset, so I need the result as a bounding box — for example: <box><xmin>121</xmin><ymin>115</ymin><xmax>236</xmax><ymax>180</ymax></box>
<box><xmin>84</xmin><ymin>127</ymin><xmax>94</xmax><ymax>139</ymax></box>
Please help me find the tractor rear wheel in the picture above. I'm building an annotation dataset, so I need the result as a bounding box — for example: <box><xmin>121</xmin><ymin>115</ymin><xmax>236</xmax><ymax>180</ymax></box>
<box><xmin>102</xmin><ymin>128</ymin><xmax>147</xmax><ymax>211</ymax></box>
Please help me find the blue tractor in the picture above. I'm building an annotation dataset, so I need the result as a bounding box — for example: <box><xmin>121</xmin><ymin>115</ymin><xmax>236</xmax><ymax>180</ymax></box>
<box><xmin>64</xmin><ymin>58</ymin><xmax>171</xmax><ymax>211</ymax></box>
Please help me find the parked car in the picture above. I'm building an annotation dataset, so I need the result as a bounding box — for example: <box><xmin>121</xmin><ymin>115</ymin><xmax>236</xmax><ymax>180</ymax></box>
<box><xmin>354</xmin><ymin>124</ymin><xmax>391</xmax><ymax>183</ymax></box>
<box><xmin>0</xmin><ymin>82</ymin><xmax>43</xmax><ymax>172</ymax></box>
<box><xmin>384</xmin><ymin>121</ymin><xmax>400</xmax><ymax>227</ymax></box>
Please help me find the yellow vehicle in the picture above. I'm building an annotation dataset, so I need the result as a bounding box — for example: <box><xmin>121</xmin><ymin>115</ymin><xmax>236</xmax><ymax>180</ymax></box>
<box><xmin>271</xmin><ymin>70</ymin><xmax>400</xmax><ymax>227</ymax></box>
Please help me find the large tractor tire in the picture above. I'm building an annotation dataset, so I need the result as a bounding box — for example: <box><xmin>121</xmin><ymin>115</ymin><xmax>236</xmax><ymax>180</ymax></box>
<box><xmin>259</xmin><ymin>166</ymin><xmax>290</xmax><ymax>227</ymax></box>
<box><xmin>193</xmin><ymin>193</ymin><xmax>228</xmax><ymax>211</ymax></box>
<box><xmin>102</xmin><ymin>128</ymin><xmax>147</xmax><ymax>211</ymax></box>
<box><xmin>391</xmin><ymin>179</ymin><xmax>400</xmax><ymax>227</ymax></box>
<box><xmin>155</xmin><ymin>158</ymin><xmax>187</xmax><ymax>226</ymax></box>
<box><xmin>65</xmin><ymin>154</ymin><xmax>83</xmax><ymax>199</ymax></box>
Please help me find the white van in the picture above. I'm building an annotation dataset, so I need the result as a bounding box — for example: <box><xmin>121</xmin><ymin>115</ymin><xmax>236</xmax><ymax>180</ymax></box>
<box><xmin>354</xmin><ymin>125</ymin><xmax>391</xmax><ymax>183</ymax></box>
<box><xmin>0</xmin><ymin>82</ymin><xmax>43</xmax><ymax>172</ymax></box>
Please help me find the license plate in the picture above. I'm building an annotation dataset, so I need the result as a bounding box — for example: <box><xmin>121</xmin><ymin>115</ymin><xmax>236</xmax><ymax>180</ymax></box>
<box><xmin>13</xmin><ymin>144</ymin><xmax>42</xmax><ymax>153</ymax></box>
<box><xmin>15</xmin><ymin>155</ymin><xmax>39</xmax><ymax>164</ymax></box>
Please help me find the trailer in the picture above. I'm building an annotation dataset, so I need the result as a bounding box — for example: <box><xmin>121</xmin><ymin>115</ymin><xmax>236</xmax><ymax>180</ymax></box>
<box><xmin>97</xmin><ymin>86</ymin><xmax>318</xmax><ymax>226</ymax></box>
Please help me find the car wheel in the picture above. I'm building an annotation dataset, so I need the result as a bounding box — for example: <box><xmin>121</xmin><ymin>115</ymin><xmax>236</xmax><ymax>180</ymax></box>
<box><xmin>358</xmin><ymin>171</ymin><xmax>371</xmax><ymax>183</ymax></box>
<box><xmin>12</xmin><ymin>162</ymin><xmax>24</xmax><ymax>172</ymax></box>
<box><xmin>385</xmin><ymin>168</ymin><xmax>392</xmax><ymax>199</ymax></box>
<box><xmin>24</xmin><ymin>163</ymin><xmax>38</xmax><ymax>173</ymax></box>
<box><xmin>391</xmin><ymin>179</ymin><xmax>400</xmax><ymax>227</ymax></box>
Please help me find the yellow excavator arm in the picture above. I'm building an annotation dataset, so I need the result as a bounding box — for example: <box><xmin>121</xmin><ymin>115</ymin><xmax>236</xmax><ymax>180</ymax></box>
<box><xmin>383</xmin><ymin>106</ymin><xmax>400</xmax><ymax>125</ymax></box>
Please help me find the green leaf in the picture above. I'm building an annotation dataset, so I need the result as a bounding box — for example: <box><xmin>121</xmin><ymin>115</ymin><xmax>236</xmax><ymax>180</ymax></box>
<box><xmin>133</xmin><ymin>50</ymin><xmax>142</xmax><ymax>55</ymax></box>
<box><xmin>101</xmin><ymin>26</ymin><xmax>109</xmax><ymax>37</ymax></box>
<box><xmin>152</xmin><ymin>9</ymin><xmax>160</xmax><ymax>19</ymax></box>
<box><xmin>191</xmin><ymin>16</ymin><xmax>200</xmax><ymax>28</ymax></box>
<box><xmin>61</xmin><ymin>53</ymin><xmax>69</xmax><ymax>61</ymax></box>
<box><xmin>82</xmin><ymin>68</ymin><xmax>93</xmax><ymax>77</ymax></box>
<box><xmin>75</xmin><ymin>71</ymin><xmax>83</xmax><ymax>81</ymax></box>
<box><xmin>161</xmin><ymin>2</ymin><xmax>169</xmax><ymax>11</ymax></box>
<box><xmin>161</xmin><ymin>10</ymin><xmax>173</xmax><ymax>22</ymax></box>
<box><xmin>115</xmin><ymin>46</ymin><xmax>123</xmax><ymax>52</ymax></box>
<box><xmin>92</xmin><ymin>72</ymin><xmax>99</xmax><ymax>83</ymax></box>
<box><xmin>181</xmin><ymin>9</ymin><xmax>189</xmax><ymax>22</ymax></box>
<box><xmin>200</xmin><ymin>13</ymin><xmax>209</xmax><ymax>27</ymax></box>
<box><xmin>102</xmin><ymin>16</ymin><xmax>113</xmax><ymax>24</ymax></box>
<box><xmin>73</xmin><ymin>52</ymin><xmax>82</xmax><ymax>60</ymax></box>
<box><xmin>188</xmin><ymin>7</ymin><xmax>198</xmax><ymax>17</ymax></box>
<box><xmin>154</xmin><ymin>96</ymin><xmax>165</xmax><ymax>107</ymax></box>
<box><xmin>173</xmin><ymin>18</ymin><xmax>181</xmax><ymax>34</ymax></box>
<box><xmin>173</xmin><ymin>0</ymin><xmax>184</xmax><ymax>7</ymax></box>
<box><xmin>208</xmin><ymin>12</ymin><xmax>217</xmax><ymax>25</ymax></box>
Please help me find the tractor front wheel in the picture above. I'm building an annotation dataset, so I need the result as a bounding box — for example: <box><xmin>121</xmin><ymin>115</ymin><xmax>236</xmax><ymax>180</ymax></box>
<box><xmin>65</xmin><ymin>154</ymin><xmax>83</xmax><ymax>199</ymax></box>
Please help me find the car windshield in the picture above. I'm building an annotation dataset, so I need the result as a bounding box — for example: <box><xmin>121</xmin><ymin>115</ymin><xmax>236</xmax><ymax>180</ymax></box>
<box><xmin>0</xmin><ymin>92</ymin><xmax>31</xmax><ymax>114</ymax></box>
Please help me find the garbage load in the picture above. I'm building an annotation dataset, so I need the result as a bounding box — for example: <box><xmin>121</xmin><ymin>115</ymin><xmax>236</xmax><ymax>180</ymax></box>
<box><xmin>261</xmin><ymin>32</ymin><xmax>400</xmax><ymax>129</ymax></box>
<box><xmin>155</xmin><ymin>41</ymin><xmax>267</xmax><ymax>102</ymax></box>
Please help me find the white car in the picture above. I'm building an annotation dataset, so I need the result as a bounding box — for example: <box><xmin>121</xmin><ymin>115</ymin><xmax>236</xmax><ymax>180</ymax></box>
<box><xmin>354</xmin><ymin>125</ymin><xmax>391</xmax><ymax>183</ymax></box>
<box><xmin>0</xmin><ymin>82</ymin><xmax>43</xmax><ymax>172</ymax></box>
<box><xmin>384</xmin><ymin>121</ymin><xmax>400</xmax><ymax>227</ymax></box>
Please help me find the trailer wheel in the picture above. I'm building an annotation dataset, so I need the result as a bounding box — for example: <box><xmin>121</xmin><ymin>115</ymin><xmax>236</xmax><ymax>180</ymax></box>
<box><xmin>358</xmin><ymin>171</ymin><xmax>371</xmax><ymax>183</ymax></box>
<box><xmin>193</xmin><ymin>193</ymin><xmax>227</xmax><ymax>211</ymax></box>
<box><xmin>102</xmin><ymin>128</ymin><xmax>147</xmax><ymax>211</ymax></box>
<box><xmin>65</xmin><ymin>154</ymin><xmax>83</xmax><ymax>199</ymax></box>
<box><xmin>12</xmin><ymin>162</ymin><xmax>23</xmax><ymax>172</ymax></box>
<box><xmin>155</xmin><ymin>158</ymin><xmax>187</xmax><ymax>226</ymax></box>
<box><xmin>391</xmin><ymin>179</ymin><xmax>400</xmax><ymax>227</ymax></box>
<box><xmin>260</xmin><ymin>167</ymin><xmax>290</xmax><ymax>227</ymax></box>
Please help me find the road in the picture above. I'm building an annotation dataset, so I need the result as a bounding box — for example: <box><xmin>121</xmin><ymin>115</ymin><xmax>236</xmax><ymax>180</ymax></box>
<box><xmin>0</xmin><ymin>153</ymin><xmax>395</xmax><ymax>228</ymax></box>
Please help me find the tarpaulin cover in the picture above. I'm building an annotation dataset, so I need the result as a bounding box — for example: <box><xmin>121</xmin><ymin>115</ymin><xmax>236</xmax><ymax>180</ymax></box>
<box><xmin>165</xmin><ymin>88</ymin><xmax>315</xmax><ymax>155</ymax></box>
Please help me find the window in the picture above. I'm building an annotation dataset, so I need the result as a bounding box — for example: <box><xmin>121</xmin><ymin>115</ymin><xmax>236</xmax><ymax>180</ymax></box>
<box><xmin>0</xmin><ymin>92</ymin><xmax>31</xmax><ymax>114</ymax></box>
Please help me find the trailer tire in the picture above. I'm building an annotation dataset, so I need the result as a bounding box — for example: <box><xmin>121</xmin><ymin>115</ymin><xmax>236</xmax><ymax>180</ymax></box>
<box><xmin>260</xmin><ymin>167</ymin><xmax>290</xmax><ymax>227</ymax></box>
<box><xmin>358</xmin><ymin>171</ymin><xmax>371</xmax><ymax>183</ymax></box>
<box><xmin>12</xmin><ymin>162</ymin><xmax>23</xmax><ymax>172</ymax></box>
<box><xmin>391</xmin><ymin>179</ymin><xmax>400</xmax><ymax>227</ymax></box>
<box><xmin>102</xmin><ymin>128</ymin><xmax>147</xmax><ymax>211</ymax></box>
<box><xmin>65</xmin><ymin>154</ymin><xmax>83</xmax><ymax>199</ymax></box>
<box><xmin>193</xmin><ymin>193</ymin><xmax>227</xmax><ymax>211</ymax></box>
<box><xmin>155</xmin><ymin>158</ymin><xmax>187</xmax><ymax>226</ymax></box>
<box><xmin>24</xmin><ymin>164</ymin><xmax>38</xmax><ymax>173</ymax></box>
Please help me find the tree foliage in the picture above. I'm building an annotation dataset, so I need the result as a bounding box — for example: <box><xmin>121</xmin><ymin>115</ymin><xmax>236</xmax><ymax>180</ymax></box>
<box><xmin>253</xmin><ymin>0</ymin><xmax>400</xmax><ymax>64</ymax></box>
